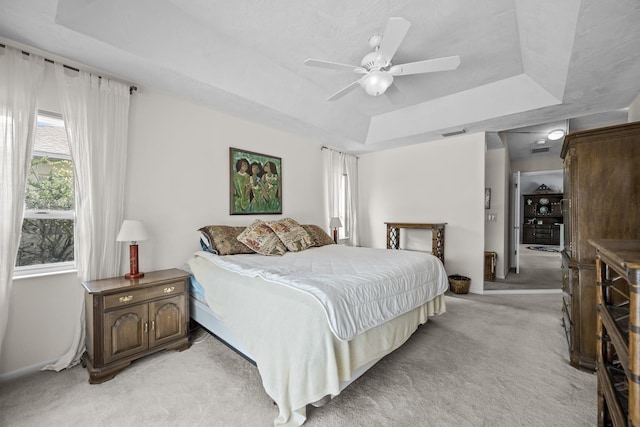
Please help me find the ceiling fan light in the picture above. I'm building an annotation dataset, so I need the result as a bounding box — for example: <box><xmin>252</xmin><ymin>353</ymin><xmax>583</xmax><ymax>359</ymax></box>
<box><xmin>361</xmin><ymin>70</ymin><xmax>393</xmax><ymax>96</ymax></box>
<box><xmin>547</xmin><ymin>129</ymin><xmax>565</xmax><ymax>140</ymax></box>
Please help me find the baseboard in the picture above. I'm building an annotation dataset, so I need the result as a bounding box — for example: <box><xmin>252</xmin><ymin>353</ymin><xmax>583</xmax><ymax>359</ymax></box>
<box><xmin>0</xmin><ymin>358</ymin><xmax>58</xmax><ymax>383</ymax></box>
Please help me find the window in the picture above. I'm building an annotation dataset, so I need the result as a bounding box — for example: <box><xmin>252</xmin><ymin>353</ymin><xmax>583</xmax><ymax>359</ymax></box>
<box><xmin>15</xmin><ymin>113</ymin><xmax>74</xmax><ymax>273</ymax></box>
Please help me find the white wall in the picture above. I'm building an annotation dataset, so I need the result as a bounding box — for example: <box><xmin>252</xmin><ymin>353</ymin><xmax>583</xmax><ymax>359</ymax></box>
<box><xmin>358</xmin><ymin>133</ymin><xmax>486</xmax><ymax>293</ymax></box>
<box><xmin>511</xmin><ymin>155</ymin><xmax>563</xmax><ymax>173</ymax></box>
<box><xmin>629</xmin><ymin>92</ymin><xmax>640</xmax><ymax>122</ymax></box>
<box><xmin>485</xmin><ymin>147</ymin><xmax>509</xmax><ymax>279</ymax></box>
<box><xmin>124</xmin><ymin>88</ymin><xmax>327</xmax><ymax>273</ymax></box>
<box><xmin>519</xmin><ymin>170</ymin><xmax>563</xmax><ymax>194</ymax></box>
<box><xmin>1</xmin><ymin>83</ymin><xmax>327</xmax><ymax>377</ymax></box>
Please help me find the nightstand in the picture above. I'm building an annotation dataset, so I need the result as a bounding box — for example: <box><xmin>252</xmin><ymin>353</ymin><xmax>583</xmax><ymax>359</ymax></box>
<box><xmin>81</xmin><ymin>268</ymin><xmax>190</xmax><ymax>384</ymax></box>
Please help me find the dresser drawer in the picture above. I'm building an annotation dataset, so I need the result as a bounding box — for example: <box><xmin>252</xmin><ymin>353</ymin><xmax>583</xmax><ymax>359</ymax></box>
<box><xmin>536</xmin><ymin>224</ymin><xmax>553</xmax><ymax>229</ymax></box>
<box><xmin>103</xmin><ymin>280</ymin><xmax>186</xmax><ymax>310</ymax></box>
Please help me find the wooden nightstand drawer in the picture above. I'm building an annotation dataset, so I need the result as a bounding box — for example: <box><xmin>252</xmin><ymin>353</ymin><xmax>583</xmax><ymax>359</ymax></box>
<box><xmin>103</xmin><ymin>280</ymin><xmax>186</xmax><ymax>310</ymax></box>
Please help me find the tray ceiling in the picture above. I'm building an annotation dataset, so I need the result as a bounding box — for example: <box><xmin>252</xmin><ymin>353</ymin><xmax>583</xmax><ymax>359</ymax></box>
<box><xmin>1</xmin><ymin>0</ymin><xmax>639</xmax><ymax>155</ymax></box>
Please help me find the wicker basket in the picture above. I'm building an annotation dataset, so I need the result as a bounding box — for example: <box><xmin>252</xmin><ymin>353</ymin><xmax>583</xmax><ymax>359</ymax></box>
<box><xmin>448</xmin><ymin>275</ymin><xmax>471</xmax><ymax>294</ymax></box>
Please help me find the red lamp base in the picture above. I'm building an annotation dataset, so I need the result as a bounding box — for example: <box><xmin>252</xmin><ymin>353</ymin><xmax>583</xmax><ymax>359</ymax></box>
<box><xmin>125</xmin><ymin>243</ymin><xmax>144</xmax><ymax>280</ymax></box>
<box><xmin>333</xmin><ymin>229</ymin><xmax>338</xmax><ymax>243</ymax></box>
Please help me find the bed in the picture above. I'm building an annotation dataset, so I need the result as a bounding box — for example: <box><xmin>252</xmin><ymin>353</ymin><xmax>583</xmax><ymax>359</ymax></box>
<box><xmin>186</xmin><ymin>221</ymin><xmax>448</xmax><ymax>426</ymax></box>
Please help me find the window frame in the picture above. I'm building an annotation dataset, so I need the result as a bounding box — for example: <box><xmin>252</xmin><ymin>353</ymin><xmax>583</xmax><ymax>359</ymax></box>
<box><xmin>14</xmin><ymin>112</ymin><xmax>76</xmax><ymax>277</ymax></box>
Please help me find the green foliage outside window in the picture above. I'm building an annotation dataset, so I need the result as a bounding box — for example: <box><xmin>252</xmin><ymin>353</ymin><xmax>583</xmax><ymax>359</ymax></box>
<box><xmin>24</xmin><ymin>157</ymin><xmax>74</xmax><ymax>210</ymax></box>
<box><xmin>17</xmin><ymin>156</ymin><xmax>75</xmax><ymax>266</ymax></box>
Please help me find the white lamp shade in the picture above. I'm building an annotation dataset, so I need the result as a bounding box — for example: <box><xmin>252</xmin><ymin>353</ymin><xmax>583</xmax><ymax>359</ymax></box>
<box><xmin>116</xmin><ymin>220</ymin><xmax>149</xmax><ymax>242</ymax></box>
<box><xmin>329</xmin><ymin>217</ymin><xmax>343</xmax><ymax>229</ymax></box>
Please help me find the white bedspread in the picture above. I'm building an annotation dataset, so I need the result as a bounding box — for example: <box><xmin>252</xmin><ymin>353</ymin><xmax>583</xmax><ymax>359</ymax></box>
<box><xmin>188</xmin><ymin>245</ymin><xmax>448</xmax><ymax>426</ymax></box>
<box><xmin>195</xmin><ymin>245</ymin><xmax>448</xmax><ymax>340</ymax></box>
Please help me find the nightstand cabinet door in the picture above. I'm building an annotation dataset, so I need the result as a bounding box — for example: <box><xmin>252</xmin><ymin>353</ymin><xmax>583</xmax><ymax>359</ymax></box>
<box><xmin>103</xmin><ymin>304</ymin><xmax>149</xmax><ymax>364</ymax></box>
<box><xmin>149</xmin><ymin>295</ymin><xmax>185</xmax><ymax>348</ymax></box>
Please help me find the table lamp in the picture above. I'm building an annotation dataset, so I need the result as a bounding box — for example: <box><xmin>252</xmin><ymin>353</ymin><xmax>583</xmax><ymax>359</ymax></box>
<box><xmin>329</xmin><ymin>217</ymin><xmax>342</xmax><ymax>243</ymax></box>
<box><xmin>116</xmin><ymin>219</ymin><xmax>149</xmax><ymax>279</ymax></box>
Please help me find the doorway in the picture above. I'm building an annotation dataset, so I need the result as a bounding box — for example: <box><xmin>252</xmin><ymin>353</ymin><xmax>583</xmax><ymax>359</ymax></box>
<box><xmin>485</xmin><ymin>169</ymin><xmax>563</xmax><ymax>292</ymax></box>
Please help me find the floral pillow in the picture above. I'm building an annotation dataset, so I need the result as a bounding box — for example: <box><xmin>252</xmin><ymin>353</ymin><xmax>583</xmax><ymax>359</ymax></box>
<box><xmin>266</xmin><ymin>218</ymin><xmax>314</xmax><ymax>252</ymax></box>
<box><xmin>237</xmin><ymin>220</ymin><xmax>287</xmax><ymax>256</ymax></box>
<box><xmin>198</xmin><ymin>225</ymin><xmax>255</xmax><ymax>255</ymax></box>
<box><xmin>301</xmin><ymin>224</ymin><xmax>336</xmax><ymax>247</ymax></box>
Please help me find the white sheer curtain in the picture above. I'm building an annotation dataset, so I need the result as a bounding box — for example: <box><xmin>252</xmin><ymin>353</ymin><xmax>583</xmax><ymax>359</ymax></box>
<box><xmin>343</xmin><ymin>153</ymin><xmax>359</xmax><ymax>246</ymax></box>
<box><xmin>323</xmin><ymin>148</ymin><xmax>359</xmax><ymax>246</ymax></box>
<box><xmin>44</xmin><ymin>64</ymin><xmax>131</xmax><ymax>371</ymax></box>
<box><xmin>0</xmin><ymin>46</ymin><xmax>45</xmax><ymax>356</ymax></box>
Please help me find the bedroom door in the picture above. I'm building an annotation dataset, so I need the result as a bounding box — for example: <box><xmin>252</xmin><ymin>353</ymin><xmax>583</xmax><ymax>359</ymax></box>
<box><xmin>512</xmin><ymin>171</ymin><xmax>521</xmax><ymax>274</ymax></box>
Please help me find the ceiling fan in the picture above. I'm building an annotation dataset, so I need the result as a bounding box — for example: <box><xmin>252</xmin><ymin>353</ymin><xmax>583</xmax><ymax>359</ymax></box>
<box><xmin>304</xmin><ymin>17</ymin><xmax>461</xmax><ymax>102</ymax></box>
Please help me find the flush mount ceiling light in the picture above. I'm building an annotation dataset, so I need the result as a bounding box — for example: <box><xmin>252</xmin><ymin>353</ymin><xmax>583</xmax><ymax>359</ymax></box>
<box><xmin>547</xmin><ymin>129</ymin><xmax>565</xmax><ymax>140</ymax></box>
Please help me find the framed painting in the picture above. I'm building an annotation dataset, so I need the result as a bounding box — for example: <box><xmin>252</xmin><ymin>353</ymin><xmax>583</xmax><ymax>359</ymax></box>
<box><xmin>230</xmin><ymin>147</ymin><xmax>282</xmax><ymax>215</ymax></box>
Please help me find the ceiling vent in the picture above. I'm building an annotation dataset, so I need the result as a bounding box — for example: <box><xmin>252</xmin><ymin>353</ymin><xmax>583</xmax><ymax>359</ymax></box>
<box><xmin>441</xmin><ymin>128</ymin><xmax>467</xmax><ymax>137</ymax></box>
<box><xmin>530</xmin><ymin>146</ymin><xmax>551</xmax><ymax>154</ymax></box>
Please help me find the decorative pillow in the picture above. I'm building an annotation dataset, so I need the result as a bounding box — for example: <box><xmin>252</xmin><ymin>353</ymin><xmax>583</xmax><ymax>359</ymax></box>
<box><xmin>198</xmin><ymin>225</ymin><xmax>255</xmax><ymax>255</ymax></box>
<box><xmin>199</xmin><ymin>232</ymin><xmax>217</xmax><ymax>254</ymax></box>
<box><xmin>301</xmin><ymin>224</ymin><xmax>336</xmax><ymax>247</ymax></box>
<box><xmin>266</xmin><ymin>218</ymin><xmax>314</xmax><ymax>252</ymax></box>
<box><xmin>237</xmin><ymin>220</ymin><xmax>287</xmax><ymax>256</ymax></box>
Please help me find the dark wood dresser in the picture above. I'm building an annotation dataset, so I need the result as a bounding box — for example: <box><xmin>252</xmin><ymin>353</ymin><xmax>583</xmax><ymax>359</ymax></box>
<box><xmin>81</xmin><ymin>268</ymin><xmax>190</xmax><ymax>383</ymax></box>
<box><xmin>560</xmin><ymin>122</ymin><xmax>640</xmax><ymax>371</ymax></box>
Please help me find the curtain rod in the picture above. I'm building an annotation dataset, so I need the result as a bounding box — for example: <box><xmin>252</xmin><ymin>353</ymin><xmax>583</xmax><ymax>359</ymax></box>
<box><xmin>321</xmin><ymin>145</ymin><xmax>359</xmax><ymax>158</ymax></box>
<box><xmin>0</xmin><ymin>43</ymin><xmax>138</xmax><ymax>94</ymax></box>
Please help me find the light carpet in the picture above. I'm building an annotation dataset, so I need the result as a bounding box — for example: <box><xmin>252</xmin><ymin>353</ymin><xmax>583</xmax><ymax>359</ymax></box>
<box><xmin>484</xmin><ymin>266</ymin><xmax>561</xmax><ymax>290</ymax></box>
<box><xmin>485</xmin><ymin>245</ymin><xmax>562</xmax><ymax>291</ymax></box>
<box><xmin>0</xmin><ymin>293</ymin><xmax>596</xmax><ymax>426</ymax></box>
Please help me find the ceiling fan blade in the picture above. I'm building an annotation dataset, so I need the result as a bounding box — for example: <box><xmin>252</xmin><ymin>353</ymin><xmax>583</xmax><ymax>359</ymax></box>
<box><xmin>304</xmin><ymin>58</ymin><xmax>365</xmax><ymax>73</ymax></box>
<box><xmin>389</xmin><ymin>55</ymin><xmax>461</xmax><ymax>76</ymax></box>
<box><xmin>384</xmin><ymin>83</ymin><xmax>405</xmax><ymax>105</ymax></box>
<box><xmin>376</xmin><ymin>17</ymin><xmax>411</xmax><ymax>65</ymax></box>
<box><xmin>327</xmin><ymin>79</ymin><xmax>363</xmax><ymax>101</ymax></box>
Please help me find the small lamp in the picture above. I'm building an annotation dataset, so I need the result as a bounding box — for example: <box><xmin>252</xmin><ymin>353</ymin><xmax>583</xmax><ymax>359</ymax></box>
<box><xmin>116</xmin><ymin>220</ymin><xmax>149</xmax><ymax>280</ymax></box>
<box><xmin>329</xmin><ymin>217</ymin><xmax>342</xmax><ymax>243</ymax></box>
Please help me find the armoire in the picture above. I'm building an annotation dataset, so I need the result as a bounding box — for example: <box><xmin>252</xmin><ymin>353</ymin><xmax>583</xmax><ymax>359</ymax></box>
<box><xmin>560</xmin><ymin>121</ymin><xmax>640</xmax><ymax>371</ymax></box>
